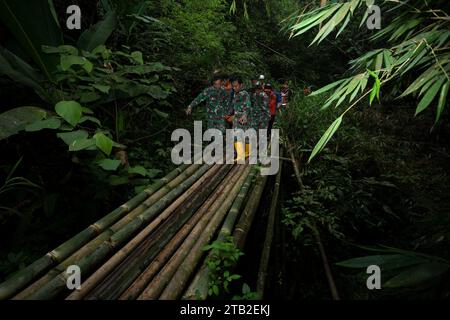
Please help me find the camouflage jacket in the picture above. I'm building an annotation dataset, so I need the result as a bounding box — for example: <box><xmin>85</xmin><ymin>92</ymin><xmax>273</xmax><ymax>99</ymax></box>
<box><xmin>231</xmin><ymin>89</ymin><xmax>251</xmax><ymax>130</ymax></box>
<box><xmin>189</xmin><ymin>86</ymin><xmax>229</xmax><ymax>121</ymax></box>
<box><xmin>250</xmin><ymin>91</ymin><xmax>270</xmax><ymax>130</ymax></box>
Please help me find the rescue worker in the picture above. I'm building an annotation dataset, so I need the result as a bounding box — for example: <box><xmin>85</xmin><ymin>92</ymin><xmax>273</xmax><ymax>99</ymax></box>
<box><xmin>250</xmin><ymin>82</ymin><xmax>270</xmax><ymax>131</ymax></box>
<box><xmin>228</xmin><ymin>76</ymin><xmax>251</xmax><ymax>161</ymax></box>
<box><xmin>186</xmin><ymin>75</ymin><xmax>229</xmax><ymax>134</ymax></box>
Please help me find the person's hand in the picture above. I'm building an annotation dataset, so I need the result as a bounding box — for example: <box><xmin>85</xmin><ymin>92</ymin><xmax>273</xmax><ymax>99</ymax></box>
<box><xmin>185</xmin><ymin>106</ymin><xmax>192</xmax><ymax>115</ymax></box>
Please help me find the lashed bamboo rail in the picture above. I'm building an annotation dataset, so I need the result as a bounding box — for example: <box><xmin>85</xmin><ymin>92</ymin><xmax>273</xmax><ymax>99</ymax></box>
<box><xmin>182</xmin><ymin>166</ymin><xmax>258</xmax><ymax>300</ymax></box>
<box><xmin>233</xmin><ymin>173</ymin><xmax>269</xmax><ymax>250</ymax></box>
<box><xmin>85</xmin><ymin>164</ymin><xmax>232</xmax><ymax>300</ymax></box>
<box><xmin>25</xmin><ymin>164</ymin><xmax>212</xmax><ymax>299</ymax></box>
<box><xmin>137</xmin><ymin>165</ymin><xmax>250</xmax><ymax>300</ymax></box>
<box><xmin>158</xmin><ymin>165</ymin><xmax>252</xmax><ymax>300</ymax></box>
<box><xmin>0</xmin><ymin>164</ymin><xmax>191</xmax><ymax>300</ymax></box>
<box><xmin>2</xmin><ymin>152</ymin><xmax>279</xmax><ymax>300</ymax></box>
<box><xmin>66</xmin><ymin>164</ymin><xmax>227</xmax><ymax>300</ymax></box>
<box><xmin>256</xmin><ymin>150</ymin><xmax>283</xmax><ymax>296</ymax></box>
<box><xmin>119</xmin><ymin>165</ymin><xmax>241</xmax><ymax>300</ymax></box>
<box><xmin>13</xmin><ymin>164</ymin><xmax>201</xmax><ymax>300</ymax></box>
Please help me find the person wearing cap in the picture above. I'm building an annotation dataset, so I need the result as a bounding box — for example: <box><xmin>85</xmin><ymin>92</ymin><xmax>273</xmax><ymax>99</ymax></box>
<box><xmin>186</xmin><ymin>74</ymin><xmax>229</xmax><ymax>134</ymax></box>
<box><xmin>259</xmin><ymin>74</ymin><xmax>266</xmax><ymax>89</ymax></box>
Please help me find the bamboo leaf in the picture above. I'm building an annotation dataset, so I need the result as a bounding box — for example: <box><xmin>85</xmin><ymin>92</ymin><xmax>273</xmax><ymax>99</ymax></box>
<box><xmin>308</xmin><ymin>115</ymin><xmax>343</xmax><ymax>163</ymax></box>
<box><xmin>415</xmin><ymin>78</ymin><xmax>446</xmax><ymax>116</ymax></box>
<box><xmin>336</xmin><ymin>254</ymin><xmax>424</xmax><ymax>270</ymax></box>
<box><xmin>384</xmin><ymin>262</ymin><xmax>449</xmax><ymax>288</ymax></box>
<box><xmin>434</xmin><ymin>81</ymin><xmax>449</xmax><ymax>125</ymax></box>
<box><xmin>310</xmin><ymin>79</ymin><xmax>345</xmax><ymax>96</ymax></box>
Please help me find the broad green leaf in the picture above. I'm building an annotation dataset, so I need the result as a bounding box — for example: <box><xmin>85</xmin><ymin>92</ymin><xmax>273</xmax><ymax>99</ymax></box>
<box><xmin>131</xmin><ymin>51</ymin><xmax>144</xmax><ymax>65</ymax></box>
<box><xmin>79</xmin><ymin>116</ymin><xmax>101</xmax><ymax>126</ymax></box>
<box><xmin>82</xmin><ymin>107</ymin><xmax>94</xmax><ymax>115</ymax></box>
<box><xmin>69</xmin><ymin>138</ymin><xmax>95</xmax><ymax>151</ymax></box>
<box><xmin>94</xmin><ymin>132</ymin><xmax>113</xmax><ymax>155</ymax></box>
<box><xmin>92</xmin><ymin>84</ymin><xmax>110</xmax><ymax>94</ymax></box>
<box><xmin>0</xmin><ymin>106</ymin><xmax>47</xmax><ymax>140</ymax></box>
<box><xmin>77</xmin><ymin>11</ymin><xmax>117</xmax><ymax>51</ymax></box>
<box><xmin>128</xmin><ymin>166</ymin><xmax>147</xmax><ymax>176</ymax></box>
<box><xmin>435</xmin><ymin>81</ymin><xmax>449</xmax><ymax>125</ymax></box>
<box><xmin>55</xmin><ymin>101</ymin><xmax>82</xmax><ymax>126</ymax></box>
<box><xmin>98</xmin><ymin>159</ymin><xmax>122</xmax><ymax>171</ymax></box>
<box><xmin>308</xmin><ymin>115</ymin><xmax>343</xmax><ymax>163</ymax></box>
<box><xmin>60</xmin><ymin>55</ymin><xmax>93</xmax><ymax>73</ymax></box>
<box><xmin>415</xmin><ymin>78</ymin><xmax>446</xmax><ymax>116</ymax></box>
<box><xmin>25</xmin><ymin>117</ymin><xmax>61</xmax><ymax>132</ymax></box>
<box><xmin>42</xmin><ymin>45</ymin><xmax>78</xmax><ymax>55</ymax></box>
<box><xmin>57</xmin><ymin>130</ymin><xmax>89</xmax><ymax>145</ymax></box>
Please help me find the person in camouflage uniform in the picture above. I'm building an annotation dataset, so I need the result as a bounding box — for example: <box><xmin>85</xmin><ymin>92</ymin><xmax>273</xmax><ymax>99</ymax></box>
<box><xmin>186</xmin><ymin>75</ymin><xmax>229</xmax><ymax>134</ymax></box>
<box><xmin>229</xmin><ymin>77</ymin><xmax>251</xmax><ymax>130</ymax></box>
<box><xmin>228</xmin><ymin>77</ymin><xmax>252</xmax><ymax>161</ymax></box>
<box><xmin>250</xmin><ymin>83</ymin><xmax>270</xmax><ymax>131</ymax></box>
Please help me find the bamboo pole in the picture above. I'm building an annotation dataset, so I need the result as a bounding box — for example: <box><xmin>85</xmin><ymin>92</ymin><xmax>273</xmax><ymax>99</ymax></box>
<box><xmin>158</xmin><ymin>166</ymin><xmax>252</xmax><ymax>300</ymax></box>
<box><xmin>119</xmin><ymin>165</ymin><xmax>241</xmax><ymax>300</ymax></box>
<box><xmin>233</xmin><ymin>173</ymin><xmax>269</xmax><ymax>250</ymax></box>
<box><xmin>256</xmin><ymin>150</ymin><xmax>284</xmax><ymax>297</ymax></box>
<box><xmin>182</xmin><ymin>166</ymin><xmax>258</xmax><ymax>300</ymax></box>
<box><xmin>138</xmin><ymin>165</ymin><xmax>250</xmax><ymax>300</ymax></box>
<box><xmin>84</xmin><ymin>165</ymin><xmax>232</xmax><ymax>300</ymax></box>
<box><xmin>65</xmin><ymin>164</ymin><xmax>226</xmax><ymax>300</ymax></box>
<box><xmin>13</xmin><ymin>163</ymin><xmax>201</xmax><ymax>299</ymax></box>
<box><xmin>0</xmin><ymin>164</ymin><xmax>190</xmax><ymax>300</ymax></box>
<box><xmin>287</xmin><ymin>139</ymin><xmax>340</xmax><ymax>300</ymax></box>
<box><xmin>24</xmin><ymin>164</ymin><xmax>212</xmax><ymax>300</ymax></box>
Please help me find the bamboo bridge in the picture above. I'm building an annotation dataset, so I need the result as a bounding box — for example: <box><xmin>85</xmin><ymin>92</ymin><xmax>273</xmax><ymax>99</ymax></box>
<box><xmin>0</xmin><ymin>159</ymin><xmax>283</xmax><ymax>300</ymax></box>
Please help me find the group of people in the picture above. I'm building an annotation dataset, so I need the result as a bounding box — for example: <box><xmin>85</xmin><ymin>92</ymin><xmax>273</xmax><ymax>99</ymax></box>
<box><xmin>185</xmin><ymin>74</ymin><xmax>291</xmax><ymax>160</ymax></box>
<box><xmin>186</xmin><ymin>74</ymin><xmax>291</xmax><ymax>136</ymax></box>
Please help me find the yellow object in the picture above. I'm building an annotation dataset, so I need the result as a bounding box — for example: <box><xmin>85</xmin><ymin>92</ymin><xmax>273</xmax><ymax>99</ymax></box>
<box><xmin>245</xmin><ymin>143</ymin><xmax>250</xmax><ymax>157</ymax></box>
<box><xmin>234</xmin><ymin>142</ymin><xmax>245</xmax><ymax>162</ymax></box>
